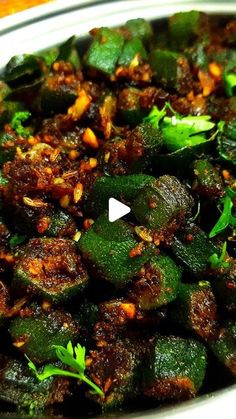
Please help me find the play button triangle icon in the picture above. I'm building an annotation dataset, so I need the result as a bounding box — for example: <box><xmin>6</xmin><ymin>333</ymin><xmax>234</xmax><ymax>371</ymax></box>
<box><xmin>108</xmin><ymin>198</ymin><xmax>131</xmax><ymax>222</ymax></box>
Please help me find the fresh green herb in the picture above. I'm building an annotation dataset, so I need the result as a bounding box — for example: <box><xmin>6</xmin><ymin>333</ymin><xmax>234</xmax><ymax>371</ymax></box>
<box><xmin>9</xmin><ymin>234</ymin><xmax>27</xmax><ymax>248</ymax></box>
<box><xmin>144</xmin><ymin>104</ymin><xmax>215</xmax><ymax>151</ymax></box>
<box><xmin>26</xmin><ymin>341</ymin><xmax>104</xmax><ymax>397</ymax></box>
<box><xmin>223</xmin><ymin>71</ymin><xmax>236</xmax><ymax>96</ymax></box>
<box><xmin>208</xmin><ymin>241</ymin><xmax>230</xmax><ymax>269</ymax></box>
<box><xmin>198</xmin><ymin>280</ymin><xmax>210</xmax><ymax>287</ymax></box>
<box><xmin>0</xmin><ymin>170</ymin><xmax>8</xmax><ymax>186</ymax></box>
<box><xmin>209</xmin><ymin>187</ymin><xmax>236</xmax><ymax>238</ymax></box>
<box><xmin>11</xmin><ymin>111</ymin><xmax>31</xmax><ymax>136</ymax></box>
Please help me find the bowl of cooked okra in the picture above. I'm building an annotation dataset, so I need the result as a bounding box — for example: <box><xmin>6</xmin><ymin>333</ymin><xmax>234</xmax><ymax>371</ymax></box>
<box><xmin>0</xmin><ymin>0</ymin><xmax>236</xmax><ymax>417</ymax></box>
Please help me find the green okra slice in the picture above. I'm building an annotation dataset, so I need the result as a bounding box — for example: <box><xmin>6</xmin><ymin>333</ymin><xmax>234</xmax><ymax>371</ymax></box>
<box><xmin>118</xmin><ymin>38</ymin><xmax>147</xmax><ymax>66</ymax></box>
<box><xmin>211</xmin><ymin>261</ymin><xmax>236</xmax><ymax>314</ymax></box>
<box><xmin>129</xmin><ymin>253</ymin><xmax>181</xmax><ymax>310</ymax></box>
<box><xmin>86</xmin><ymin>339</ymin><xmax>141</xmax><ymax>409</ymax></box>
<box><xmin>171</xmin><ymin>223</ymin><xmax>218</xmax><ymax>276</ymax></box>
<box><xmin>124</xmin><ymin>18</ymin><xmax>153</xmax><ymax>42</ymax></box>
<box><xmin>149</xmin><ymin>49</ymin><xmax>192</xmax><ymax>94</ymax></box>
<box><xmin>132</xmin><ymin>175</ymin><xmax>194</xmax><ymax>233</ymax></box>
<box><xmin>210</xmin><ymin>322</ymin><xmax>236</xmax><ymax>376</ymax></box>
<box><xmin>9</xmin><ymin>306</ymin><xmax>79</xmax><ymax>364</ymax></box>
<box><xmin>40</xmin><ymin>75</ymin><xmax>78</xmax><ymax>115</ymax></box>
<box><xmin>0</xmin><ymin>131</ymin><xmax>17</xmax><ymax>164</ymax></box>
<box><xmin>143</xmin><ymin>336</ymin><xmax>207</xmax><ymax>400</ymax></box>
<box><xmin>169</xmin><ymin>282</ymin><xmax>218</xmax><ymax>340</ymax></box>
<box><xmin>79</xmin><ymin>213</ymin><xmax>154</xmax><ymax>288</ymax></box>
<box><xmin>86</xmin><ymin>174</ymin><xmax>154</xmax><ymax>217</ymax></box>
<box><xmin>0</xmin><ymin>357</ymin><xmax>69</xmax><ymax>413</ymax></box>
<box><xmin>217</xmin><ymin>118</ymin><xmax>236</xmax><ymax>165</ymax></box>
<box><xmin>168</xmin><ymin>11</ymin><xmax>209</xmax><ymax>49</ymax></box>
<box><xmin>118</xmin><ymin>87</ymin><xmax>149</xmax><ymax>126</ymax></box>
<box><xmin>45</xmin><ymin>210</ymin><xmax>77</xmax><ymax>238</ymax></box>
<box><xmin>14</xmin><ymin>238</ymin><xmax>88</xmax><ymax>302</ymax></box>
<box><xmin>84</xmin><ymin>27</ymin><xmax>124</xmax><ymax>75</ymax></box>
<box><xmin>192</xmin><ymin>159</ymin><xmax>224</xmax><ymax>198</ymax></box>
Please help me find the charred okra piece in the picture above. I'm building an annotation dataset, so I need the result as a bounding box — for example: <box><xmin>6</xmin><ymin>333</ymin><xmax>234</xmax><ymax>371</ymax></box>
<box><xmin>0</xmin><ymin>357</ymin><xmax>69</xmax><ymax>413</ymax></box>
<box><xmin>168</xmin><ymin>11</ymin><xmax>209</xmax><ymax>49</ymax></box>
<box><xmin>9</xmin><ymin>306</ymin><xmax>79</xmax><ymax>363</ymax></box>
<box><xmin>132</xmin><ymin>175</ymin><xmax>193</xmax><ymax>235</ymax></box>
<box><xmin>45</xmin><ymin>210</ymin><xmax>77</xmax><ymax>237</ymax></box>
<box><xmin>143</xmin><ymin>336</ymin><xmax>207</xmax><ymax>400</ymax></box>
<box><xmin>211</xmin><ymin>262</ymin><xmax>236</xmax><ymax>313</ymax></box>
<box><xmin>40</xmin><ymin>73</ymin><xmax>78</xmax><ymax>115</ymax></box>
<box><xmin>149</xmin><ymin>49</ymin><xmax>192</xmax><ymax>94</ymax></box>
<box><xmin>0</xmin><ymin>132</ymin><xmax>17</xmax><ymax>164</ymax></box>
<box><xmin>86</xmin><ymin>174</ymin><xmax>154</xmax><ymax>217</ymax></box>
<box><xmin>79</xmin><ymin>213</ymin><xmax>153</xmax><ymax>288</ymax></box>
<box><xmin>192</xmin><ymin>159</ymin><xmax>224</xmax><ymax>198</ymax></box>
<box><xmin>84</xmin><ymin>28</ymin><xmax>124</xmax><ymax>75</ymax></box>
<box><xmin>118</xmin><ymin>87</ymin><xmax>148</xmax><ymax>126</ymax></box>
<box><xmin>217</xmin><ymin>118</ymin><xmax>236</xmax><ymax>165</ymax></box>
<box><xmin>129</xmin><ymin>253</ymin><xmax>181</xmax><ymax>310</ymax></box>
<box><xmin>0</xmin><ymin>281</ymin><xmax>9</xmax><ymax>327</ymax></box>
<box><xmin>210</xmin><ymin>322</ymin><xmax>236</xmax><ymax>376</ymax></box>
<box><xmin>123</xmin><ymin>18</ymin><xmax>153</xmax><ymax>42</ymax></box>
<box><xmin>169</xmin><ymin>282</ymin><xmax>218</xmax><ymax>340</ymax></box>
<box><xmin>14</xmin><ymin>238</ymin><xmax>88</xmax><ymax>302</ymax></box>
<box><xmin>171</xmin><ymin>223</ymin><xmax>218</xmax><ymax>276</ymax></box>
<box><xmin>87</xmin><ymin>339</ymin><xmax>141</xmax><ymax>409</ymax></box>
<box><xmin>125</xmin><ymin>122</ymin><xmax>163</xmax><ymax>172</ymax></box>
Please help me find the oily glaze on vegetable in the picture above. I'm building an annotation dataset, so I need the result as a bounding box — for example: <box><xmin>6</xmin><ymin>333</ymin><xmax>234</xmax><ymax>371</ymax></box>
<box><xmin>0</xmin><ymin>11</ymin><xmax>236</xmax><ymax>417</ymax></box>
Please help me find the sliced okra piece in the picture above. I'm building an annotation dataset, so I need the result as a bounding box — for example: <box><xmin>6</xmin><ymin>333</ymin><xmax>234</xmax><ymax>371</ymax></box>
<box><xmin>79</xmin><ymin>213</ymin><xmax>154</xmax><ymax>288</ymax></box>
<box><xmin>118</xmin><ymin>38</ymin><xmax>147</xmax><ymax>67</ymax></box>
<box><xmin>212</xmin><ymin>261</ymin><xmax>236</xmax><ymax>314</ymax></box>
<box><xmin>9</xmin><ymin>305</ymin><xmax>79</xmax><ymax>363</ymax></box>
<box><xmin>86</xmin><ymin>339</ymin><xmax>141</xmax><ymax>409</ymax></box>
<box><xmin>169</xmin><ymin>282</ymin><xmax>218</xmax><ymax>340</ymax></box>
<box><xmin>0</xmin><ymin>357</ymin><xmax>69</xmax><ymax>413</ymax></box>
<box><xmin>84</xmin><ymin>27</ymin><xmax>124</xmax><ymax>75</ymax></box>
<box><xmin>0</xmin><ymin>131</ymin><xmax>17</xmax><ymax>164</ymax></box>
<box><xmin>124</xmin><ymin>18</ymin><xmax>153</xmax><ymax>42</ymax></box>
<box><xmin>168</xmin><ymin>11</ymin><xmax>209</xmax><ymax>49</ymax></box>
<box><xmin>217</xmin><ymin>117</ymin><xmax>236</xmax><ymax>165</ymax></box>
<box><xmin>40</xmin><ymin>76</ymin><xmax>78</xmax><ymax>115</ymax></box>
<box><xmin>129</xmin><ymin>253</ymin><xmax>181</xmax><ymax>310</ymax></box>
<box><xmin>45</xmin><ymin>210</ymin><xmax>77</xmax><ymax>238</ymax></box>
<box><xmin>224</xmin><ymin>20</ymin><xmax>236</xmax><ymax>46</ymax></box>
<box><xmin>143</xmin><ymin>335</ymin><xmax>207</xmax><ymax>400</ymax></box>
<box><xmin>132</xmin><ymin>175</ymin><xmax>194</xmax><ymax>235</ymax></box>
<box><xmin>171</xmin><ymin>223</ymin><xmax>218</xmax><ymax>277</ymax></box>
<box><xmin>210</xmin><ymin>322</ymin><xmax>236</xmax><ymax>376</ymax></box>
<box><xmin>118</xmin><ymin>87</ymin><xmax>148</xmax><ymax>127</ymax></box>
<box><xmin>149</xmin><ymin>49</ymin><xmax>192</xmax><ymax>94</ymax></box>
<box><xmin>192</xmin><ymin>159</ymin><xmax>224</xmax><ymax>198</ymax></box>
<box><xmin>14</xmin><ymin>238</ymin><xmax>88</xmax><ymax>302</ymax></box>
<box><xmin>86</xmin><ymin>174</ymin><xmax>154</xmax><ymax>218</ymax></box>
<box><xmin>125</xmin><ymin>122</ymin><xmax>163</xmax><ymax>172</ymax></box>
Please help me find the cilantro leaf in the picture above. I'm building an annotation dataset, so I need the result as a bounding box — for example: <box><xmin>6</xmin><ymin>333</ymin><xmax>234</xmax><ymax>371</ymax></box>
<box><xmin>223</xmin><ymin>71</ymin><xmax>236</xmax><ymax>96</ymax></box>
<box><xmin>26</xmin><ymin>342</ymin><xmax>103</xmax><ymax>397</ymax></box>
<box><xmin>208</xmin><ymin>241</ymin><xmax>230</xmax><ymax>269</ymax></box>
<box><xmin>9</xmin><ymin>234</ymin><xmax>27</xmax><ymax>248</ymax></box>
<box><xmin>144</xmin><ymin>104</ymin><xmax>215</xmax><ymax>152</ymax></box>
<box><xmin>209</xmin><ymin>187</ymin><xmax>236</xmax><ymax>238</ymax></box>
<box><xmin>11</xmin><ymin>111</ymin><xmax>31</xmax><ymax>137</ymax></box>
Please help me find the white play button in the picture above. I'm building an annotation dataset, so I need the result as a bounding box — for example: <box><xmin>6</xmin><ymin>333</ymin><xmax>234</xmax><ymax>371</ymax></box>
<box><xmin>108</xmin><ymin>198</ymin><xmax>131</xmax><ymax>222</ymax></box>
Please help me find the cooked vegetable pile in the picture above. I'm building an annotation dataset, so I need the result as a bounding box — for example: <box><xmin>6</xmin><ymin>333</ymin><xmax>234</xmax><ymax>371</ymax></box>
<box><xmin>1</xmin><ymin>10</ymin><xmax>236</xmax><ymax>416</ymax></box>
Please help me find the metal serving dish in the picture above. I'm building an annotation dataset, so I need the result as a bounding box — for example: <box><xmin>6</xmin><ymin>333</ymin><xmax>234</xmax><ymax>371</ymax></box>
<box><xmin>0</xmin><ymin>1</ymin><xmax>236</xmax><ymax>417</ymax></box>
